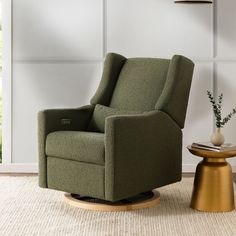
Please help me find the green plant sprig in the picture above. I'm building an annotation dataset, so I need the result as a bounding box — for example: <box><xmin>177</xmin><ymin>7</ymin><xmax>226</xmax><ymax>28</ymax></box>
<box><xmin>207</xmin><ymin>90</ymin><xmax>236</xmax><ymax>128</ymax></box>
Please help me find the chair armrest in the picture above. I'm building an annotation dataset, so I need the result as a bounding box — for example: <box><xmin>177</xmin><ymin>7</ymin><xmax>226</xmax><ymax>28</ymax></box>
<box><xmin>38</xmin><ymin>105</ymin><xmax>94</xmax><ymax>188</ymax></box>
<box><xmin>104</xmin><ymin>110</ymin><xmax>182</xmax><ymax>201</ymax></box>
<box><xmin>38</xmin><ymin>105</ymin><xmax>94</xmax><ymax>134</ymax></box>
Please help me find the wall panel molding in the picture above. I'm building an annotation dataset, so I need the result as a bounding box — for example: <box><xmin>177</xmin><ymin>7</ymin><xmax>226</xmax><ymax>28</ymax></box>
<box><xmin>212</xmin><ymin>0</ymin><xmax>217</xmax><ymax>58</ymax></box>
<box><xmin>13</xmin><ymin>57</ymin><xmax>236</xmax><ymax>64</ymax></box>
<box><xmin>102</xmin><ymin>0</ymin><xmax>107</xmax><ymax>57</ymax></box>
<box><xmin>2</xmin><ymin>0</ymin><xmax>13</xmax><ymax>164</ymax></box>
<box><xmin>13</xmin><ymin>58</ymin><xmax>103</xmax><ymax>64</ymax></box>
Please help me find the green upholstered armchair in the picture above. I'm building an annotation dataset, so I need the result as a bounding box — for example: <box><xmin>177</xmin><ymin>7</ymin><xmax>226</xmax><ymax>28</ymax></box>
<box><xmin>38</xmin><ymin>53</ymin><xmax>194</xmax><ymax>202</ymax></box>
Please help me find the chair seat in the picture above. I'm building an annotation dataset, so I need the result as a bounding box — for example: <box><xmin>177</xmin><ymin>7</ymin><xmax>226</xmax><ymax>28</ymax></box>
<box><xmin>46</xmin><ymin>131</ymin><xmax>105</xmax><ymax>165</ymax></box>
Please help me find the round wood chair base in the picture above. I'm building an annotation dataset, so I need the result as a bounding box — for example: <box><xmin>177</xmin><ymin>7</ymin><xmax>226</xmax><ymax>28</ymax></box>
<box><xmin>64</xmin><ymin>190</ymin><xmax>160</xmax><ymax>212</ymax></box>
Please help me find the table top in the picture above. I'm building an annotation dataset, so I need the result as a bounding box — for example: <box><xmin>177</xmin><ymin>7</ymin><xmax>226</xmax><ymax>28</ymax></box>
<box><xmin>187</xmin><ymin>145</ymin><xmax>236</xmax><ymax>159</ymax></box>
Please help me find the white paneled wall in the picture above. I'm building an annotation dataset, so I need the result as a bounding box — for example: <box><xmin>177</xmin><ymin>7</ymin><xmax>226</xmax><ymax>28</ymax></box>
<box><xmin>183</xmin><ymin>62</ymin><xmax>213</xmax><ymax>166</ymax></box>
<box><xmin>13</xmin><ymin>0</ymin><xmax>103</xmax><ymax>60</ymax></box>
<box><xmin>216</xmin><ymin>63</ymin><xmax>236</xmax><ymax>167</ymax></box>
<box><xmin>107</xmin><ymin>0</ymin><xmax>212</xmax><ymax>58</ymax></box>
<box><xmin>216</xmin><ymin>0</ymin><xmax>236</xmax><ymax>57</ymax></box>
<box><xmin>12</xmin><ymin>63</ymin><xmax>101</xmax><ymax>163</ymax></box>
<box><xmin>9</xmin><ymin>0</ymin><xmax>236</xmax><ymax>171</ymax></box>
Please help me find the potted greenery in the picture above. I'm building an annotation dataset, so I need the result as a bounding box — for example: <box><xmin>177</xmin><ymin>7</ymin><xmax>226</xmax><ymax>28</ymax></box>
<box><xmin>207</xmin><ymin>91</ymin><xmax>236</xmax><ymax>146</ymax></box>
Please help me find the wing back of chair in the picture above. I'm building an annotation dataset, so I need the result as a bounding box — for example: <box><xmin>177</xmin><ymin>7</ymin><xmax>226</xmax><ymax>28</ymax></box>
<box><xmin>90</xmin><ymin>53</ymin><xmax>127</xmax><ymax>106</ymax></box>
<box><xmin>155</xmin><ymin>55</ymin><xmax>194</xmax><ymax>128</ymax></box>
<box><xmin>90</xmin><ymin>53</ymin><xmax>194</xmax><ymax>129</ymax></box>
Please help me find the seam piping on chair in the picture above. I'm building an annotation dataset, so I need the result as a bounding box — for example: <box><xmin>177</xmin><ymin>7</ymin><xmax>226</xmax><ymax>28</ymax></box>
<box><xmin>46</xmin><ymin>155</ymin><xmax>105</xmax><ymax>166</ymax></box>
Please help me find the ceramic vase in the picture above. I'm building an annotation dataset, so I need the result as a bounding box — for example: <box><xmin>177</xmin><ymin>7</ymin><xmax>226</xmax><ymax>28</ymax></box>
<box><xmin>210</xmin><ymin>128</ymin><xmax>225</xmax><ymax>146</ymax></box>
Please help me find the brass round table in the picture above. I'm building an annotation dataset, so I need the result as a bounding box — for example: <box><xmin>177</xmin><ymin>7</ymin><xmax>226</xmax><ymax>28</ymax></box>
<box><xmin>187</xmin><ymin>146</ymin><xmax>236</xmax><ymax>212</ymax></box>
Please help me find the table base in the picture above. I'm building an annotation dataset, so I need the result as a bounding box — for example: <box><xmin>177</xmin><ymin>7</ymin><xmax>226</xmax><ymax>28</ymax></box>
<box><xmin>191</xmin><ymin>158</ymin><xmax>235</xmax><ymax>212</ymax></box>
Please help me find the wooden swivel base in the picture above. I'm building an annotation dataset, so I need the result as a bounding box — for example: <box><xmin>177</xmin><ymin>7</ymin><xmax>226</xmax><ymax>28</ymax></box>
<box><xmin>64</xmin><ymin>190</ymin><xmax>160</xmax><ymax>212</ymax></box>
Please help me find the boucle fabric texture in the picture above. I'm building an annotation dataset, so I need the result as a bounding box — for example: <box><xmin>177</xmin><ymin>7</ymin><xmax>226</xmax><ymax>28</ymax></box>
<box><xmin>47</xmin><ymin>157</ymin><xmax>105</xmax><ymax>199</ymax></box>
<box><xmin>90</xmin><ymin>53</ymin><xmax>127</xmax><ymax>106</ymax></box>
<box><xmin>109</xmin><ymin>58</ymin><xmax>170</xmax><ymax>111</ymax></box>
<box><xmin>38</xmin><ymin>53</ymin><xmax>194</xmax><ymax>201</ymax></box>
<box><xmin>104</xmin><ymin>110</ymin><xmax>182</xmax><ymax>201</ymax></box>
<box><xmin>38</xmin><ymin>105</ymin><xmax>94</xmax><ymax>188</ymax></box>
<box><xmin>90</xmin><ymin>53</ymin><xmax>194</xmax><ymax>128</ymax></box>
<box><xmin>46</xmin><ymin>131</ymin><xmax>105</xmax><ymax>165</ymax></box>
<box><xmin>88</xmin><ymin>104</ymin><xmax>141</xmax><ymax>132</ymax></box>
<box><xmin>1</xmin><ymin>176</ymin><xmax>236</xmax><ymax>236</ymax></box>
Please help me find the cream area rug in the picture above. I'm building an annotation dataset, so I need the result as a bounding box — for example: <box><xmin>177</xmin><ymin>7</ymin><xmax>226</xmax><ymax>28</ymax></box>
<box><xmin>0</xmin><ymin>177</ymin><xmax>235</xmax><ymax>236</ymax></box>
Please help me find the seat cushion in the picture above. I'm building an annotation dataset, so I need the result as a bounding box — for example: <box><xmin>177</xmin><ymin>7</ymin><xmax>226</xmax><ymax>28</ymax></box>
<box><xmin>46</xmin><ymin>131</ymin><xmax>105</xmax><ymax>165</ymax></box>
<box><xmin>88</xmin><ymin>104</ymin><xmax>141</xmax><ymax>132</ymax></box>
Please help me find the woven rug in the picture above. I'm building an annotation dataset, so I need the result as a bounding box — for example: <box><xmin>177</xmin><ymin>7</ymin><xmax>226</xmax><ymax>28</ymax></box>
<box><xmin>0</xmin><ymin>176</ymin><xmax>235</xmax><ymax>236</ymax></box>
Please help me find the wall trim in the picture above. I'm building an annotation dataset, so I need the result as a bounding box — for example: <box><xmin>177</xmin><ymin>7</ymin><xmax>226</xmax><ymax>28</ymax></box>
<box><xmin>102</xmin><ymin>0</ymin><xmax>107</xmax><ymax>57</ymax></box>
<box><xmin>13</xmin><ymin>57</ymin><xmax>103</xmax><ymax>64</ymax></box>
<box><xmin>0</xmin><ymin>164</ymin><xmax>235</xmax><ymax>174</ymax></box>
<box><xmin>12</xmin><ymin>57</ymin><xmax>236</xmax><ymax>65</ymax></box>
<box><xmin>0</xmin><ymin>163</ymin><xmax>38</xmax><ymax>173</ymax></box>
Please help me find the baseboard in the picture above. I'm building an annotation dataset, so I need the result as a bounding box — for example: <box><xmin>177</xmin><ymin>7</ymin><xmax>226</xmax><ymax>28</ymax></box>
<box><xmin>182</xmin><ymin>164</ymin><xmax>197</xmax><ymax>173</ymax></box>
<box><xmin>0</xmin><ymin>163</ymin><xmax>38</xmax><ymax>173</ymax></box>
<box><xmin>0</xmin><ymin>163</ymin><xmax>235</xmax><ymax>174</ymax></box>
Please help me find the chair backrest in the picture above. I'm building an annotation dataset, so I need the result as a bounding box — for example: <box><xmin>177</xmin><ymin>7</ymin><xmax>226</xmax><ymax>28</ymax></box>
<box><xmin>90</xmin><ymin>53</ymin><xmax>194</xmax><ymax>129</ymax></box>
<box><xmin>109</xmin><ymin>58</ymin><xmax>170</xmax><ymax>111</ymax></box>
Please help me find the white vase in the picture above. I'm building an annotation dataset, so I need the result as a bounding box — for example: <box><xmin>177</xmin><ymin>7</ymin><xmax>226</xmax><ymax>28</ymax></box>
<box><xmin>211</xmin><ymin>128</ymin><xmax>225</xmax><ymax>146</ymax></box>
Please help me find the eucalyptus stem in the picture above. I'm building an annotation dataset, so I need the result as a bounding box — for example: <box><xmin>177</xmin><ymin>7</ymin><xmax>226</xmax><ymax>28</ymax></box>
<box><xmin>207</xmin><ymin>90</ymin><xmax>236</xmax><ymax>128</ymax></box>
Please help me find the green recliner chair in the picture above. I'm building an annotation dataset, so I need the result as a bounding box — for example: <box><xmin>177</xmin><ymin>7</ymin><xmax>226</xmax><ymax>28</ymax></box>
<box><xmin>38</xmin><ymin>53</ymin><xmax>194</xmax><ymax>202</ymax></box>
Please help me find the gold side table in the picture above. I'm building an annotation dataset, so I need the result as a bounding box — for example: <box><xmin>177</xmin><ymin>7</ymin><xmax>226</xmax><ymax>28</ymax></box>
<box><xmin>187</xmin><ymin>146</ymin><xmax>235</xmax><ymax>212</ymax></box>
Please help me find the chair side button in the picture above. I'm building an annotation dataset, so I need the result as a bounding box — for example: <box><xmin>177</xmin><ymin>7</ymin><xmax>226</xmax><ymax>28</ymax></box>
<box><xmin>61</xmin><ymin>118</ymin><xmax>72</xmax><ymax>125</ymax></box>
